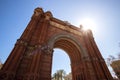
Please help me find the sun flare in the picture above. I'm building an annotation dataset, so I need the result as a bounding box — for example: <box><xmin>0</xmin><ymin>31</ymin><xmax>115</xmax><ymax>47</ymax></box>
<box><xmin>80</xmin><ymin>18</ymin><xmax>95</xmax><ymax>31</ymax></box>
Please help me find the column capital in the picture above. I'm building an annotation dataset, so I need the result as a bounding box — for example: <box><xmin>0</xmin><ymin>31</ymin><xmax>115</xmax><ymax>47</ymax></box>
<box><xmin>41</xmin><ymin>44</ymin><xmax>53</xmax><ymax>54</ymax></box>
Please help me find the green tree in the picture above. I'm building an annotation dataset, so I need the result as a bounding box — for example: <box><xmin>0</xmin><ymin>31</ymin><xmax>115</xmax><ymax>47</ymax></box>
<box><xmin>52</xmin><ymin>69</ymin><xmax>66</xmax><ymax>80</ymax></box>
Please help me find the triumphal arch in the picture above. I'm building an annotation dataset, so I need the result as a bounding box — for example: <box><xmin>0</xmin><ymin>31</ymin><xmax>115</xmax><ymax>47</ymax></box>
<box><xmin>0</xmin><ymin>8</ymin><xmax>113</xmax><ymax>80</ymax></box>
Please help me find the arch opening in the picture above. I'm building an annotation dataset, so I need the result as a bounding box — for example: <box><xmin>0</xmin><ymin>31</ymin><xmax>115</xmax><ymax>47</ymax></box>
<box><xmin>52</xmin><ymin>48</ymin><xmax>71</xmax><ymax>80</ymax></box>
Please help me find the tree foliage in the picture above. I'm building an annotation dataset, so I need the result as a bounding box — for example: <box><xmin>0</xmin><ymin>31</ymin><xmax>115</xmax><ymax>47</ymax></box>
<box><xmin>52</xmin><ymin>69</ymin><xmax>66</xmax><ymax>80</ymax></box>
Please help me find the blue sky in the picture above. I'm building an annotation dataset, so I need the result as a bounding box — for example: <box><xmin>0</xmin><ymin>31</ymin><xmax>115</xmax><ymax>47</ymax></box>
<box><xmin>0</xmin><ymin>0</ymin><xmax>120</xmax><ymax>75</ymax></box>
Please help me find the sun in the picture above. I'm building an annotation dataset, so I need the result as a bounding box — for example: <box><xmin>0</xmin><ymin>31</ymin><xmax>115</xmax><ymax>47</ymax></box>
<box><xmin>80</xmin><ymin>18</ymin><xmax>95</xmax><ymax>31</ymax></box>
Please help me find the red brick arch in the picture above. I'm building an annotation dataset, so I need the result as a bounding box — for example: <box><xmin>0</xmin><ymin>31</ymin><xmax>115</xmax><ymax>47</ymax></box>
<box><xmin>0</xmin><ymin>7</ymin><xmax>113</xmax><ymax>80</ymax></box>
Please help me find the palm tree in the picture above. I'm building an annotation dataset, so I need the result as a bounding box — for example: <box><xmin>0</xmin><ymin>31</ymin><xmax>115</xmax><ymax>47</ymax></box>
<box><xmin>58</xmin><ymin>70</ymin><xmax>66</xmax><ymax>80</ymax></box>
<box><xmin>52</xmin><ymin>69</ymin><xmax>66</xmax><ymax>80</ymax></box>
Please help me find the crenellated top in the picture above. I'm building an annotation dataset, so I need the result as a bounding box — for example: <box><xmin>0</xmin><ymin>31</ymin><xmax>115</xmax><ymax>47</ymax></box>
<box><xmin>33</xmin><ymin>7</ymin><xmax>53</xmax><ymax>20</ymax></box>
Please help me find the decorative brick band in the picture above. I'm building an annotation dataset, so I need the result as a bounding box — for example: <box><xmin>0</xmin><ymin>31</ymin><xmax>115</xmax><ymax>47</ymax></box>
<box><xmin>50</xmin><ymin>21</ymin><xmax>82</xmax><ymax>36</ymax></box>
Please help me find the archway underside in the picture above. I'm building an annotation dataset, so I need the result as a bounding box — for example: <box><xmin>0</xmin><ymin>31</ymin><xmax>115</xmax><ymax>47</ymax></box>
<box><xmin>54</xmin><ymin>39</ymin><xmax>81</xmax><ymax>64</ymax></box>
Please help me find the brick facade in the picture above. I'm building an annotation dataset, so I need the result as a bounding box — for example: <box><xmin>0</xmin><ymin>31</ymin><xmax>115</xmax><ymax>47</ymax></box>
<box><xmin>0</xmin><ymin>8</ymin><xmax>113</xmax><ymax>80</ymax></box>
